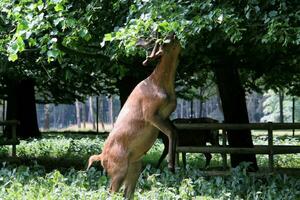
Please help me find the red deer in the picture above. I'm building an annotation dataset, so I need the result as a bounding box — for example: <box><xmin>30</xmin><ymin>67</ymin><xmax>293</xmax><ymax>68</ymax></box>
<box><xmin>156</xmin><ymin>117</ymin><xmax>219</xmax><ymax>169</ymax></box>
<box><xmin>87</xmin><ymin>34</ymin><xmax>181</xmax><ymax>199</ymax></box>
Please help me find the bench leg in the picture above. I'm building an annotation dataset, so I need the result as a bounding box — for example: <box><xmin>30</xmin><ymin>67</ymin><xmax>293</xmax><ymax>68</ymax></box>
<box><xmin>222</xmin><ymin>153</ymin><xmax>227</xmax><ymax>170</ymax></box>
<box><xmin>12</xmin><ymin>145</ymin><xmax>16</xmax><ymax>157</ymax></box>
<box><xmin>182</xmin><ymin>152</ymin><xmax>186</xmax><ymax>169</ymax></box>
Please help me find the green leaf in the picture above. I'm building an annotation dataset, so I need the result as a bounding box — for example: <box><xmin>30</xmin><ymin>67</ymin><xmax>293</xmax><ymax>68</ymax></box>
<box><xmin>104</xmin><ymin>33</ymin><xmax>113</xmax><ymax>41</ymax></box>
<box><xmin>54</xmin><ymin>4</ymin><xmax>64</xmax><ymax>12</ymax></box>
<box><xmin>17</xmin><ymin>20</ymin><xmax>29</xmax><ymax>32</ymax></box>
<box><xmin>53</xmin><ymin>17</ymin><xmax>64</xmax><ymax>26</ymax></box>
<box><xmin>9</xmin><ymin>40</ymin><xmax>19</xmax><ymax>54</ymax></box>
<box><xmin>17</xmin><ymin>37</ymin><xmax>25</xmax><ymax>52</ymax></box>
<box><xmin>269</xmin><ymin>10</ymin><xmax>278</xmax><ymax>17</ymax></box>
<box><xmin>28</xmin><ymin>38</ymin><xmax>37</xmax><ymax>47</ymax></box>
<box><xmin>79</xmin><ymin>28</ymin><xmax>89</xmax><ymax>40</ymax></box>
<box><xmin>47</xmin><ymin>49</ymin><xmax>60</xmax><ymax>58</ymax></box>
<box><xmin>8</xmin><ymin>53</ymin><xmax>18</xmax><ymax>61</ymax></box>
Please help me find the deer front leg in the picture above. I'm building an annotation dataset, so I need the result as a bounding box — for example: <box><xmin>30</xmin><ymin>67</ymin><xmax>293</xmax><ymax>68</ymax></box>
<box><xmin>148</xmin><ymin>115</ymin><xmax>177</xmax><ymax>172</ymax></box>
<box><xmin>156</xmin><ymin>132</ymin><xmax>169</xmax><ymax>168</ymax></box>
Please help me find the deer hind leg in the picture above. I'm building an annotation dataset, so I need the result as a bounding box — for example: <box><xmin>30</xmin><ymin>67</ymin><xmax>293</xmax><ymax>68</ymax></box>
<box><xmin>148</xmin><ymin>116</ymin><xmax>177</xmax><ymax>172</ymax></box>
<box><xmin>108</xmin><ymin>160</ymin><xmax>128</xmax><ymax>194</ymax></box>
<box><xmin>124</xmin><ymin>161</ymin><xmax>142</xmax><ymax>199</ymax></box>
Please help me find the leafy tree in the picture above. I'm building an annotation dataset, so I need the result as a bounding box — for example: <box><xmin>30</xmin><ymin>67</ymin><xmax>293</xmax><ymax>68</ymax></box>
<box><xmin>0</xmin><ymin>0</ymin><xmax>132</xmax><ymax>138</ymax></box>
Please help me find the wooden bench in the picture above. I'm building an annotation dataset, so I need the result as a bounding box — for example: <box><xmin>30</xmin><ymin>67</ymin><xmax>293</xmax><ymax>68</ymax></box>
<box><xmin>174</xmin><ymin>122</ymin><xmax>300</xmax><ymax>172</ymax></box>
<box><xmin>0</xmin><ymin>120</ymin><xmax>20</xmax><ymax>157</ymax></box>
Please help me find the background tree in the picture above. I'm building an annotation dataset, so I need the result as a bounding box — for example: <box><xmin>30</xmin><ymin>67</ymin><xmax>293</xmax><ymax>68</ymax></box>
<box><xmin>0</xmin><ymin>0</ymin><xmax>131</xmax><ymax>138</ymax></box>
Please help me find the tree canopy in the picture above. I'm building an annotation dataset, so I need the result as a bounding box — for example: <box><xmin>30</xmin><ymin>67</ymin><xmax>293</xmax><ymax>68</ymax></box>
<box><xmin>0</xmin><ymin>0</ymin><xmax>132</xmax><ymax>103</ymax></box>
<box><xmin>0</xmin><ymin>0</ymin><xmax>299</xmax><ymax>100</ymax></box>
<box><xmin>103</xmin><ymin>0</ymin><xmax>300</xmax><ymax>94</ymax></box>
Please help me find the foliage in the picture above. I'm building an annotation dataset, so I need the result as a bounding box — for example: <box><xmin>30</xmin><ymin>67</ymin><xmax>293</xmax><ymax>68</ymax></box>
<box><xmin>0</xmin><ymin>0</ymin><xmax>130</xmax><ymax>102</ymax></box>
<box><xmin>1</xmin><ymin>0</ymin><xmax>299</xmax><ymax>102</ymax></box>
<box><xmin>103</xmin><ymin>0</ymin><xmax>300</xmax><ymax>95</ymax></box>
<box><xmin>0</xmin><ymin>133</ymin><xmax>299</xmax><ymax>199</ymax></box>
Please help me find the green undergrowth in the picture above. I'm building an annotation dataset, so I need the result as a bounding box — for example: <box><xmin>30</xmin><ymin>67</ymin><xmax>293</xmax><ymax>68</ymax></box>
<box><xmin>0</xmin><ymin>133</ymin><xmax>299</xmax><ymax>199</ymax></box>
<box><xmin>0</xmin><ymin>162</ymin><xmax>299</xmax><ymax>200</ymax></box>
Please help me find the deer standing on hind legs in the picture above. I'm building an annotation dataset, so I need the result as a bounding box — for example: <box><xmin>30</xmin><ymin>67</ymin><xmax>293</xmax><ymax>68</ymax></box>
<box><xmin>87</xmin><ymin>34</ymin><xmax>181</xmax><ymax>199</ymax></box>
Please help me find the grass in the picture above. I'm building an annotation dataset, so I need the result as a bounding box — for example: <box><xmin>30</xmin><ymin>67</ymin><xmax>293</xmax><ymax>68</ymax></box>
<box><xmin>0</xmin><ymin>132</ymin><xmax>299</xmax><ymax>199</ymax></box>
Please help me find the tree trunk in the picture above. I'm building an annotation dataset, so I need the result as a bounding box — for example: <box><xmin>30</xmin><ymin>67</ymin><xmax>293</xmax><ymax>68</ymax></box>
<box><xmin>190</xmin><ymin>100</ymin><xmax>194</xmax><ymax>118</ymax></box>
<box><xmin>6</xmin><ymin>79</ymin><xmax>40</xmax><ymax>139</ymax></box>
<box><xmin>53</xmin><ymin>105</ymin><xmax>57</xmax><ymax>128</ymax></box>
<box><xmin>109</xmin><ymin>96</ymin><xmax>114</xmax><ymax>127</ymax></box>
<box><xmin>180</xmin><ymin>100</ymin><xmax>184</xmax><ymax>118</ymax></box>
<box><xmin>88</xmin><ymin>97</ymin><xmax>95</xmax><ymax>130</ymax></box>
<box><xmin>216</xmin><ymin>94</ymin><xmax>223</xmax><ymax>118</ymax></box>
<box><xmin>199</xmin><ymin>89</ymin><xmax>204</xmax><ymax>117</ymax></box>
<box><xmin>98</xmin><ymin>96</ymin><xmax>105</xmax><ymax>131</ymax></box>
<box><xmin>82</xmin><ymin>100</ymin><xmax>86</xmax><ymax>129</ymax></box>
<box><xmin>44</xmin><ymin>104</ymin><xmax>50</xmax><ymax>130</ymax></box>
<box><xmin>214</xmin><ymin>65</ymin><xmax>258</xmax><ymax>171</ymax></box>
<box><xmin>278</xmin><ymin>91</ymin><xmax>284</xmax><ymax>123</ymax></box>
<box><xmin>2</xmin><ymin>100</ymin><xmax>5</xmax><ymax>120</ymax></box>
<box><xmin>75</xmin><ymin>100</ymin><xmax>81</xmax><ymax>128</ymax></box>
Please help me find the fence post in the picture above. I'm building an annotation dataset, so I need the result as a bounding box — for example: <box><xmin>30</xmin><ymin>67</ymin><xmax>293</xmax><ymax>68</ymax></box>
<box><xmin>268</xmin><ymin>122</ymin><xmax>274</xmax><ymax>172</ymax></box>
<box><xmin>11</xmin><ymin>123</ymin><xmax>17</xmax><ymax>157</ymax></box>
<box><xmin>292</xmin><ymin>97</ymin><xmax>295</xmax><ymax>137</ymax></box>
<box><xmin>222</xmin><ymin>128</ymin><xmax>227</xmax><ymax>170</ymax></box>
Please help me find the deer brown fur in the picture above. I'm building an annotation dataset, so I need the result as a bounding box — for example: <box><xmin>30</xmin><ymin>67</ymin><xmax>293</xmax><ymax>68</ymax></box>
<box><xmin>87</xmin><ymin>34</ymin><xmax>181</xmax><ymax>199</ymax></box>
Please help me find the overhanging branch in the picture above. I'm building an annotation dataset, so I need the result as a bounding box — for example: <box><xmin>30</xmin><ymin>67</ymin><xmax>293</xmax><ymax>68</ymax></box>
<box><xmin>57</xmin><ymin>40</ymin><xmax>111</xmax><ymax>61</ymax></box>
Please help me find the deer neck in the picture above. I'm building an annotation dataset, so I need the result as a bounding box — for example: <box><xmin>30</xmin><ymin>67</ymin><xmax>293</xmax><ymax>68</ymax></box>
<box><xmin>149</xmin><ymin>55</ymin><xmax>178</xmax><ymax>92</ymax></box>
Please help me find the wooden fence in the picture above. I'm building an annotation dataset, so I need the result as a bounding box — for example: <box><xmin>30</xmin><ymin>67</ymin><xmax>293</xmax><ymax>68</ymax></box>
<box><xmin>0</xmin><ymin>120</ymin><xmax>20</xmax><ymax>157</ymax></box>
<box><xmin>174</xmin><ymin>122</ymin><xmax>300</xmax><ymax>172</ymax></box>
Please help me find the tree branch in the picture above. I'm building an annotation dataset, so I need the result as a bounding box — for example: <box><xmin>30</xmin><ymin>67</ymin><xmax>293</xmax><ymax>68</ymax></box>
<box><xmin>57</xmin><ymin>40</ymin><xmax>111</xmax><ymax>61</ymax></box>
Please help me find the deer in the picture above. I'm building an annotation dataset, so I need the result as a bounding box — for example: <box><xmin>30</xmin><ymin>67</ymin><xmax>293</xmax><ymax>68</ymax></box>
<box><xmin>156</xmin><ymin>117</ymin><xmax>219</xmax><ymax>169</ymax></box>
<box><xmin>86</xmin><ymin>33</ymin><xmax>181</xmax><ymax>199</ymax></box>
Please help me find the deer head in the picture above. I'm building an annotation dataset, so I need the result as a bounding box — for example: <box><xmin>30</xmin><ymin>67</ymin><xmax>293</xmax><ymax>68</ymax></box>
<box><xmin>137</xmin><ymin>33</ymin><xmax>180</xmax><ymax>66</ymax></box>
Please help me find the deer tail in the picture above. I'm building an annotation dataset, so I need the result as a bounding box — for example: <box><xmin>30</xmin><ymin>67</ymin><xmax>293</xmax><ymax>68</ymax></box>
<box><xmin>86</xmin><ymin>154</ymin><xmax>102</xmax><ymax>171</ymax></box>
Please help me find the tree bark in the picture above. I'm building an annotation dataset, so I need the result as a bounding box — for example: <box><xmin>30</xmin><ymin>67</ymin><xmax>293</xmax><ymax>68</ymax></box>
<box><xmin>82</xmin><ymin>100</ymin><xmax>86</xmax><ymax>129</ymax></box>
<box><xmin>214</xmin><ymin>65</ymin><xmax>258</xmax><ymax>171</ymax></box>
<box><xmin>98</xmin><ymin>96</ymin><xmax>105</xmax><ymax>131</ymax></box>
<box><xmin>190</xmin><ymin>100</ymin><xmax>194</xmax><ymax>118</ymax></box>
<box><xmin>278</xmin><ymin>91</ymin><xmax>284</xmax><ymax>123</ymax></box>
<box><xmin>88</xmin><ymin>97</ymin><xmax>95</xmax><ymax>130</ymax></box>
<box><xmin>2</xmin><ymin>100</ymin><xmax>5</xmax><ymax>120</ymax></box>
<box><xmin>75</xmin><ymin>100</ymin><xmax>81</xmax><ymax>128</ymax></box>
<box><xmin>109</xmin><ymin>96</ymin><xmax>114</xmax><ymax>127</ymax></box>
<box><xmin>44</xmin><ymin>104</ymin><xmax>50</xmax><ymax>130</ymax></box>
<box><xmin>5</xmin><ymin>79</ymin><xmax>40</xmax><ymax>139</ymax></box>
